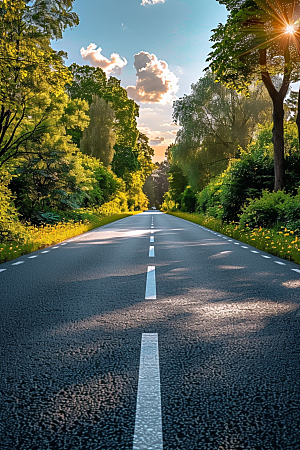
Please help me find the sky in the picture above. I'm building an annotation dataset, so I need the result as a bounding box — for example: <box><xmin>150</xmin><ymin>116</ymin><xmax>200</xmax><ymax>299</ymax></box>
<box><xmin>52</xmin><ymin>0</ymin><xmax>228</xmax><ymax>162</ymax></box>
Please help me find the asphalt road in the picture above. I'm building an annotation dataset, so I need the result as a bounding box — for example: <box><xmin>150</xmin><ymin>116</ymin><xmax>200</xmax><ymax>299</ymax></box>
<box><xmin>0</xmin><ymin>211</ymin><xmax>300</xmax><ymax>449</ymax></box>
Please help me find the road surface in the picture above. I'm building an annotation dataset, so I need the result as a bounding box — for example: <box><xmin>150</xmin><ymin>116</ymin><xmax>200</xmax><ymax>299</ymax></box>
<box><xmin>0</xmin><ymin>211</ymin><xmax>299</xmax><ymax>449</ymax></box>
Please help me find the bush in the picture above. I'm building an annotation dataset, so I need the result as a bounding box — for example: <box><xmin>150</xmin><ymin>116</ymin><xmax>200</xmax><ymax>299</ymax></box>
<box><xmin>0</xmin><ymin>180</ymin><xmax>26</xmax><ymax>243</ymax></box>
<box><xmin>181</xmin><ymin>187</ymin><xmax>197</xmax><ymax>212</ymax></box>
<box><xmin>239</xmin><ymin>190</ymin><xmax>291</xmax><ymax>229</ymax></box>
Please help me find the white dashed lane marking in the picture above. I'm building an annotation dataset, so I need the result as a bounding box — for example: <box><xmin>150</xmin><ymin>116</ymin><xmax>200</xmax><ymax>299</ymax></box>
<box><xmin>292</xmin><ymin>268</ymin><xmax>300</xmax><ymax>273</ymax></box>
<box><xmin>0</xmin><ymin>269</ymin><xmax>7</xmax><ymax>272</ymax></box>
<box><xmin>41</xmin><ymin>251</ymin><xmax>49</xmax><ymax>254</ymax></box>
<box><xmin>150</xmin><ymin>236</ymin><xmax>154</xmax><ymax>243</ymax></box>
<box><xmin>262</xmin><ymin>255</ymin><xmax>271</xmax><ymax>259</ymax></box>
<box><xmin>145</xmin><ymin>266</ymin><xmax>156</xmax><ymax>300</ymax></box>
<box><xmin>149</xmin><ymin>246</ymin><xmax>155</xmax><ymax>258</ymax></box>
<box><xmin>133</xmin><ymin>333</ymin><xmax>163</xmax><ymax>450</ymax></box>
<box><xmin>251</xmin><ymin>251</ymin><xmax>259</xmax><ymax>254</ymax></box>
<box><xmin>28</xmin><ymin>256</ymin><xmax>38</xmax><ymax>259</ymax></box>
<box><xmin>275</xmin><ymin>261</ymin><xmax>286</xmax><ymax>265</ymax></box>
<box><xmin>11</xmin><ymin>261</ymin><xmax>25</xmax><ymax>265</ymax></box>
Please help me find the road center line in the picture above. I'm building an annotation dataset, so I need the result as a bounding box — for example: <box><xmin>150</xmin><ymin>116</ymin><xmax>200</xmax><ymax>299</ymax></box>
<box><xmin>150</xmin><ymin>236</ymin><xmax>154</xmax><ymax>243</ymax></box>
<box><xmin>149</xmin><ymin>246</ymin><xmax>155</xmax><ymax>257</ymax></box>
<box><xmin>28</xmin><ymin>256</ymin><xmax>38</xmax><ymax>259</ymax></box>
<box><xmin>11</xmin><ymin>261</ymin><xmax>24</xmax><ymax>265</ymax></box>
<box><xmin>0</xmin><ymin>269</ymin><xmax>7</xmax><ymax>272</ymax></box>
<box><xmin>274</xmin><ymin>261</ymin><xmax>286</xmax><ymax>265</ymax></box>
<box><xmin>291</xmin><ymin>268</ymin><xmax>300</xmax><ymax>273</ymax></box>
<box><xmin>133</xmin><ymin>333</ymin><xmax>163</xmax><ymax>450</ymax></box>
<box><xmin>145</xmin><ymin>266</ymin><xmax>156</xmax><ymax>299</ymax></box>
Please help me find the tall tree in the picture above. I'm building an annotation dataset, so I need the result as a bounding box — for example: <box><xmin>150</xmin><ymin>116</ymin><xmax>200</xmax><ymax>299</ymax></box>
<box><xmin>66</xmin><ymin>64</ymin><xmax>140</xmax><ymax>150</ymax></box>
<box><xmin>0</xmin><ymin>0</ymin><xmax>78</xmax><ymax>166</ymax></box>
<box><xmin>173</xmin><ymin>71</ymin><xmax>272</xmax><ymax>188</ymax></box>
<box><xmin>80</xmin><ymin>96</ymin><xmax>116</xmax><ymax>167</ymax></box>
<box><xmin>207</xmin><ymin>0</ymin><xmax>300</xmax><ymax>191</ymax></box>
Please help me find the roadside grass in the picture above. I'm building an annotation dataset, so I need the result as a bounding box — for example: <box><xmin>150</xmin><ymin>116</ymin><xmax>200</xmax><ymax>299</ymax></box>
<box><xmin>0</xmin><ymin>213</ymin><xmax>134</xmax><ymax>263</ymax></box>
<box><xmin>167</xmin><ymin>211</ymin><xmax>300</xmax><ymax>265</ymax></box>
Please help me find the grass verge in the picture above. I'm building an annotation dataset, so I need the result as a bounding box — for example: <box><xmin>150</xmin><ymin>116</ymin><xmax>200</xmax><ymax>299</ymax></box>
<box><xmin>0</xmin><ymin>213</ymin><xmax>133</xmax><ymax>264</ymax></box>
<box><xmin>167</xmin><ymin>211</ymin><xmax>300</xmax><ymax>265</ymax></box>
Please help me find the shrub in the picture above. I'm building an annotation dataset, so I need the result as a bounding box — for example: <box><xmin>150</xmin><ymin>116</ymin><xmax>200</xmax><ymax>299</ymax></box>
<box><xmin>181</xmin><ymin>187</ymin><xmax>197</xmax><ymax>212</ymax></box>
<box><xmin>239</xmin><ymin>190</ymin><xmax>291</xmax><ymax>229</ymax></box>
<box><xmin>0</xmin><ymin>180</ymin><xmax>26</xmax><ymax>243</ymax></box>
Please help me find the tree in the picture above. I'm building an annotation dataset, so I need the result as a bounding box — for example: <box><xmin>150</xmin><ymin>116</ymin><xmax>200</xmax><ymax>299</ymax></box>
<box><xmin>111</xmin><ymin>145</ymin><xmax>140</xmax><ymax>178</ymax></box>
<box><xmin>0</xmin><ymin>0</ymin><xmax>78</xmax><ymax>166</ymax></box>
<box><xmin>207</xmin><ymin>0</ymin><xmax>300</xmax><ymax>191</ymax></box>
<box><xmin>173</xmin><ymin>71</ymin><xmax>272</xmax><ymax>188</ymax></box>
<box><xmin>80</xmin><ymin>96</ymin><xmax>116</xmax><ymax>167</ymax></box>
<box><xmin>67</xmin><ymin>64</ymin><xmax>140</xmax><ymax>150</ymax></box>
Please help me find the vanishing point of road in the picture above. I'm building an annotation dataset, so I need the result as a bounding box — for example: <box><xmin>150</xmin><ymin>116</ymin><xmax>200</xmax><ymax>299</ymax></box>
<box><xmin>0</xmin><ymin>211</ymin><xmax>299</xmax><ymax>449</ymax></box>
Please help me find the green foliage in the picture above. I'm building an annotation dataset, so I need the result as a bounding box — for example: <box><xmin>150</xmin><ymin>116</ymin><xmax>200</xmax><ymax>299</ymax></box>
<box><xmin>181</xmin><ymin>187</ymin><xmax>197</xmax><ymax>213</ymax></box>
<box><xmin>167</xmin><ymin>165</ymin><xmax>188</xmax><ymax>207</ymax></box>
<box><xmin>111</xmin><ymin>145</ymin><xmax>140</xmax><ymax>178</ymax></box>
<box><xmin>172</xmin><ymin>71</ymin><xmax>272</xmax><ymax>188</ymax></box>
<box><xmin>67</xmin><ymin>64</ymin><xmax>140</xmax><ymax>151</ymax></box>
<box><xmin>0</xmin><ymin>0</ymin><xmax>77</xmax><ymax>166</ymax></box>
<box><xmin>0</xmin><ymin>174</ymin><xmax>26</xmax><ymax>242</ymax></box>
<box><xmin>98</xmin><ymin>192</ymin><xmax>129</xmax><ymax>215</ymax></box>
<box><xmin>196</xmin><ymin>122</ymin><xmax>300</xmax><ymax>222</ymax></box>
<box><xmin>239</xmin><ymin>190</ymin><xmax>300</xmax><ymax>230</ymax></box>
<box><xmin>80</xmin><ymin>96</ymin><xmax>116</xmax><ymax>166</ymax></box>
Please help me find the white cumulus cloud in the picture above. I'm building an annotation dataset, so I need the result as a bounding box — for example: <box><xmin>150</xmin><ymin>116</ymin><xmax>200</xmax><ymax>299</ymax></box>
<box><xmin>80</xmin><ymin>43</ymin><xmax>127</xmax><ymax>75</ymax></box>
<box><xmin>141</xmin><ymin>0</ymin><xmax>165</xmax><ymax>5</ymax></box>
<box><xmin>126</xmin><ymin>51</ymin><xmax>179</xmax><ymax>104</ymax></box>
<box><xmin>149</xmin><ymin>137</ymin><xmax>165</xmax><ymax>146</ymax></box>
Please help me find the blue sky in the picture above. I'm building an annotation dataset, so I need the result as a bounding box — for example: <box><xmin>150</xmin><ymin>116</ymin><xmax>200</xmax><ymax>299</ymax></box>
<box><xmin>52</xmin><ymin>0</ymin><xmax>228</xmax><ymax>161</ymax></box>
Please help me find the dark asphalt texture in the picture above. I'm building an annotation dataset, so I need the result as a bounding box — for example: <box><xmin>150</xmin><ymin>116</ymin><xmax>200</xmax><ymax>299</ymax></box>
<box><xmin>0</xmin><ymin>211</ymin><xmax>300</xmax><ymax>449</ymax></box>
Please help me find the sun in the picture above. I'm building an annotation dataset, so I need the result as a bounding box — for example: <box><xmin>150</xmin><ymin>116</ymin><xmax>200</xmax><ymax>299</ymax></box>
<box><xmin>285</xmin><ymin>24</ymin><xmax>295</xmax><ymax>34</ymax></box>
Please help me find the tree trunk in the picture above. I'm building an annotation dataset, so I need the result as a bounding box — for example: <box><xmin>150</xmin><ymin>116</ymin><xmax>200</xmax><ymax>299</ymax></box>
<box><xmin>296</xmin><ymin>89</ymin><xmax>300</xmax><ymax>144</ymax></box>
<box><xmin>259</xmin><ymin>48</ymin><xmax>290</xmax><ymax>191</ymax></box>
<box><xmin>272</xmin><ymin>98</ymin><xmax>285</xmax><ymax>191</ymax></box>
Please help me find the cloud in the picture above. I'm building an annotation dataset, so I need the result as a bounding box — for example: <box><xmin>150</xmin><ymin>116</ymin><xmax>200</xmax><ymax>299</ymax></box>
<box><xmin>80</xmin><ymin>43</ymin><xmax>127</xmax><ymax>75</ymax></box>
<box><xmin>165</xmin><ymin>130</ymin><xmax>178</xmax><ymax>136</ymax></box>
<box><xmin>126</xmin><ymin>51</ymin><xmax>179</xmax><ymax>104</ymax></box>
<box><xmin>149</xmin><ymin>137</ymin><xmax>165</xmax><ymax>146</ymax></box>
<box><xmin>141</xmin><ymin>0</ymin><xmax>165</xmax><ymax>5</ymax></box>
<box><xmin>161</xmin><ymin>122</ymin><xmax>180</xmax><ymax>127</ymax></box>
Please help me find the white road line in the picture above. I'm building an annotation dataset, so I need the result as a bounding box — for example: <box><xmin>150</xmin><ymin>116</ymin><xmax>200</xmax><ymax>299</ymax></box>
<box><xmin>150</xmin><ymin>236</ymin><xmax>154</xmax><ymax>243</ymax></box>
<box><xmin>11</xmin><ymin>261</ymin><xmax>24</xmax><ymax>265</ymax></box>
<box><xmin>60</xmin><ymin>243</ymin><xmax>67</xmax><ymax>246</ymax></box>
<box><xmin>145</xmin><ymin>266</ymin><xmax>156</xmax><ymax>299</ymax></box>
<box><xmin>0</xmin><ymin>269</ymin><xmax>7</xmax><ymax>272</ymax></box>
<box><xmin>151</xmin><ymin>226</ymin><xmax>154</xmax><ymax>229</ymax></box>
<box><xmin>251</xmin><ymin>250</ymin><xmax>259</xmax><ymax>253</ymax></box>
<box><xmin>28</xmin><ymin>256</ymin><xmax>38</xmax><ymax>259</ymax></box>
<box><xmin>41</xmin><ymin>251</ymin><xmax>49</xmax><ymax>254</ymax></box>
<box><xmin>151</xmin><ymin>230</ymin><xmax>154</xmax><ymax>234</ymax></box>
<box><xmin>274</xmin><ymin>261</ymin><xmax>286</xmax><ymax>265</ymax></box>
<box><xmin>291</xmin><ymin>268</ymin><xmax>300</xmax><ymax>273</ymax></box>
<box><xmin>133</xmin><ymin>333</ymin><xmax>163</xmax><ymax>450</ymax></box>
<box><xmin>234</xmin><ymin>243</ymin><xmax>240</xmax><ymax>245</ymax></box>
<box><xmin>262</xmin><ymin>255</ymin><xmax>271</xmax><ymax>259</ymax></box>
<box><xmin>241</xmin><ymin>246</ymin><xmax>248</xmax><ymax>249</ymax></box>
<box><xmin>222</xmin><ymin>237</ymin><xmax>227</xmax><ymax>239</ymax></box>
<box><xmin>227</xmin><ymin>239</ymin><xmax>232</xmax><ymax>242</ymax></box>
<box><xmin>149</xmin><ymin>246</ymin><xmax>155</xmax><ymax>257</ymax></box>
<box><xmin>52</xmin><ymin>246</ymin><xmax>59</xmax><ymax>249</ymax></box>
